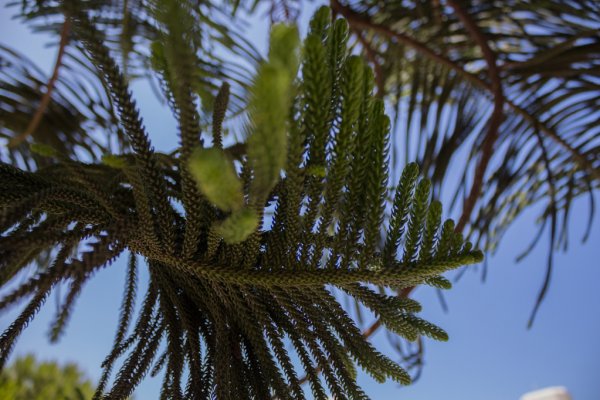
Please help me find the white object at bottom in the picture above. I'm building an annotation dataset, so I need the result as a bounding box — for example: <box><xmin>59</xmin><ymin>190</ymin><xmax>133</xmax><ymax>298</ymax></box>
<box><xmin>520</xmin><ymin>386</ymin><xmax>572</xmax><ymax>400</ymax></box>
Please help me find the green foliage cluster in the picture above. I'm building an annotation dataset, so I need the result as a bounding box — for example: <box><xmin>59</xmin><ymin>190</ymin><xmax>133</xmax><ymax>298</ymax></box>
<box><xmin>329</xmin><ymin>0</ymin><xmax>600</xmax><ymax>324</ymax></box>
<box><xmin>0</xmin><ymin>354</ymin><xmax>95</xmax><ymax>400</ymax></box>
<box><xmin>0</xmin><ymin>2</ymin><xmax>482</xmax><ymax>399</ymax></box>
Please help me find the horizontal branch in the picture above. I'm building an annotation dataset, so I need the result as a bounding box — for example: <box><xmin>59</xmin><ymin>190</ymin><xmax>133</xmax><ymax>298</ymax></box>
<box><xmin>130</xmin><ymin>239</ymin><xmax>483</xmax><ymax>287</ymax></box>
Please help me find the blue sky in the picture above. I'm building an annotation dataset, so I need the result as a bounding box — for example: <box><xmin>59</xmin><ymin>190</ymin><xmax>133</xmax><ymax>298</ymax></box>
<box><xmin>1</xmin><ymin>2</ymin><xmax>599</xmax><ymax>399</ymax></box>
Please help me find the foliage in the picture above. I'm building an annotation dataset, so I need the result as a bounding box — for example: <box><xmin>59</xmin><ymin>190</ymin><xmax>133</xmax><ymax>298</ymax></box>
<box><xmin>0</xmin><ymin>2</ymin><xmax>482</xmax><ymax>399</ymax></box>
<box><xmin>1</xmin><ymin>0</ymin><xmax>260</xmax><ymax>167</ymax></box>
<box><xmin>0</xmin><ymin>354</ymin><xmax>95</xmax><ymax>400</ymax></box>
<box><xmin>0</xmin><ymin>0</ymin><xmax>597</xmax><ymax>398</ymax></box>
<box><xmin>328</xmin><ymin>0</ymin><xmax>600</xmax><ymax>324</ymax></box>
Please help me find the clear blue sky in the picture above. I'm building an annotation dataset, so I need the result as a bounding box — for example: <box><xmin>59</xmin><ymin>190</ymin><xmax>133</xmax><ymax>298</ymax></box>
<box><xmin>1</xmin><ymin>3</ymin><xmax>599</xmax><ymax>399</ymax></box>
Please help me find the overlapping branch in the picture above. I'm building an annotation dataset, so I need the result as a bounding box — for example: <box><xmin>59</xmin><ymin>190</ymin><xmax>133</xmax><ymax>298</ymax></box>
<box><xmin>8</xmin><ymin>19</ymin><xmax>71</xmax><ymax>148</ymax></box>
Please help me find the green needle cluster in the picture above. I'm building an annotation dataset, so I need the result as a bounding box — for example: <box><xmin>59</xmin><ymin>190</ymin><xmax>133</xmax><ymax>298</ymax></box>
<box><xmin>0</xmin><ymin>3</ymin><xmax>482</xmax><ymax>399</ymax></box>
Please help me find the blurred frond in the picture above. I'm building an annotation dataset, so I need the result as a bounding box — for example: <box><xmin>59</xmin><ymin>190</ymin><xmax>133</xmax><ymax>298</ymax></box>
<box><xmin>0</xmin><ymin>42</ymin><xmax>121</xmax><ymax>167</ymax></box>
<box><xmin>4</xmin><ymin>0</ymin><xmax>262</xmax><ymax>151</ymax></box>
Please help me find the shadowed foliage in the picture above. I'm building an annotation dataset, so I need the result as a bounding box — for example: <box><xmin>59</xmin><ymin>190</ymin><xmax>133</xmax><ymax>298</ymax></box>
<box><xmin>1</xmin><ymin>0</ymin><xmax>598</xmax><ymax>398</ymax></box>
<box><xmin>0</xmin><ymin>3</ymin><xmax>481</xmax><ymax>399</ymax></box>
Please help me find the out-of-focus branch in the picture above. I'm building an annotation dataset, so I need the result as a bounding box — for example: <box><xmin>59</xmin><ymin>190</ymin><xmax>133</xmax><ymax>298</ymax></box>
<box><xmin>447</xmin><ymin>0</ymin><xmax>504</xmax><ymax>233</ymax></box>
<box><xmin>330</xmin><ymin>0</ymin><xmax>488</xmax><ymax>89</ymax></box>
<box><xmin>354</xmin><ymin>30</ymin><xmax>384</xmax><ymax>97</ymax></box>
<box><xmin>330</xmin><ymin>0</ymin><xmax>600</xmax><ymax>181</ymax></box>
<box><xmin>9</xmin><ymin>19</ymin><xmax>71</xmax><ymax>148</ymax></box>
<box><xmin>224</xmin><ymin>142</ymin><xmax>246</xmax><ymax>160</ymax></box>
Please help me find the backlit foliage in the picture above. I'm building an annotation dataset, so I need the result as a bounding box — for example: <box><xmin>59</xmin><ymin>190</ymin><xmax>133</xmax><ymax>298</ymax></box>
<box><xmin>0</xmin><ymin>3</ymin><xmax>482</xmax><ymax>399</ymax></box>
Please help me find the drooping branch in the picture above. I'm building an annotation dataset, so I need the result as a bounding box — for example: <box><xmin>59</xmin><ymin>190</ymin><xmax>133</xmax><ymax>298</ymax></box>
<box><xmin>447</xmin><ymin>0</ymin><xmax>504</xmax><ymax>233</ymax></box>
<box><xmin>8</xmin><ymin>18</ymin><xmax>71</xmax><ymax>148</ymax></box>
<box><xmin>330</xmin><ymin>0</ymin><xmax>488</xmax><ymax>89</ymax></box>
<box><xmin>354</xmin><ymin>30</ymin><xmax>384</xmax><ymax>97</ymax></box>
<box><xmin>330</xmin><ymin>0</ymin><xmax>600</xmax><ymax>182</ymax></box>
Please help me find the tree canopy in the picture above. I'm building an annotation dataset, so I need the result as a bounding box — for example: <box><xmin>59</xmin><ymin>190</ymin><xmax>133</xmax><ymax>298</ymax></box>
<box><xmin>0</xmin><ymin>354</ymin><xmax>95</xmax><ymax>400</ymax></box>
<box><xmin>0</xmin><ymin>0</ymin><xmax>598</xmax><ymax>399</ymax></box>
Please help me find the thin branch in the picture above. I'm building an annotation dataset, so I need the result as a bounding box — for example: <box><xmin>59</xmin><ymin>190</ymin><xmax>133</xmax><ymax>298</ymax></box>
<box><xmin>330</xmin><ymin>0</ymin><xmax>600</xmax><ymax>182</ymax></box>
<box><xmin>9</xmin><ymin>19</ymin><xmax>71</xmax><ymax>148</ymax></box>
<box><xmin>330</xmin><ymin>0</ymin><xmax>488</xmax><ymax>89</ymax></box>
<box><xmin>447</xmin><ymin>0</ymin><xmax>504</xmax><ymax>233</ymax></box>
<box><xmin>354</xmin><ymin>30</ymin><xmax>384</xmax><ymax>97</ymax></box>
<box><xmin>501</xmin><ymin>28</ymin><xmax>599</xmax><ymax>71</ymax></box>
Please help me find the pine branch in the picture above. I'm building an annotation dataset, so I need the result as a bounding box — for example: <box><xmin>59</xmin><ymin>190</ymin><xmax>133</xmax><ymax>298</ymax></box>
<box><xmin>330</xmin><ymin>0</ymin><xmax>600</xmax><ymax>182</ymax></box>
<box><xmin>0</xmin><ymin>6</ymin><xmax>484</xmax><ymax>398</ymax></box>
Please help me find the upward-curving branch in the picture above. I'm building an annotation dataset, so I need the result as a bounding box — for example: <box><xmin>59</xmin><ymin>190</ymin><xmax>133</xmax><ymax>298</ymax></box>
<box><xmin>0</xmin><ymin>5</ymin><xmax>481</xmax><ymax>399</ymax></box>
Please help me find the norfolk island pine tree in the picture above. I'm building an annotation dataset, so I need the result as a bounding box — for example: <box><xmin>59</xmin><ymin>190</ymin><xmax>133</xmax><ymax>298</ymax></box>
<box><xmin>0</xmin><ymin>1</ymin><xmax>598</xmax><ymax>398</ymax></box>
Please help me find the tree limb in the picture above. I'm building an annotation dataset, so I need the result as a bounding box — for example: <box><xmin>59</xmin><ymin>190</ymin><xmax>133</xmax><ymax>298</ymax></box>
<box><xmin>8</xmin><ymin>19</ymin><xmax>71</xmax><ymax>148</ymax></box>
<box><xmin>447</xmin><ymin>0</ymin><xmax>504</xmax><ymax>233</ymax></box>
<box><xmin>296</xmin><ymin>0</ymin><xmax>508</xmax><ymax>387</ymax></box>
<box><xmin>330</xmin><ymin>0</ymin><xmax>600</xmax><ymax>182</ymax></box>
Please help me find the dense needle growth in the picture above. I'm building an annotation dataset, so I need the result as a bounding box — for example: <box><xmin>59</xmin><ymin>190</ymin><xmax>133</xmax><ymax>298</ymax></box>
<box><xmin>0</xmin><ymin>3</ymin><xmax>483</xmax><ymax>399</ymax></box>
